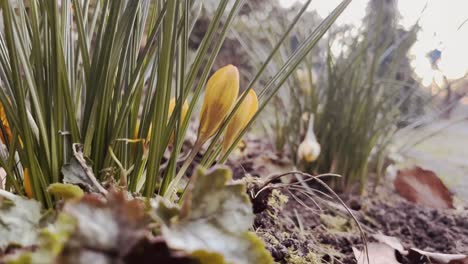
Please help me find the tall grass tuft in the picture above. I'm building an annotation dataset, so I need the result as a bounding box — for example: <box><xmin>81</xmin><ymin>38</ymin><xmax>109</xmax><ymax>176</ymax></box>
<box><xmin>0</xmin><ymin>0</ymin><xmax>350</xmax><ymax>207</ymax></box>
<box><xmin>232</xmin><ymin>0</ymin><xmax>427</xmax><ymax>192</ymax></box>
<box><xmin>312</xmin><ymin>0</ymin><xmax>421</xmax><ymax>192</ymax></box>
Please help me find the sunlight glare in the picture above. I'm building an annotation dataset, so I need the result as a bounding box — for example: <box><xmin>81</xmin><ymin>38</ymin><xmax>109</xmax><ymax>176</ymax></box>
<box><xmin>279</xmin><ymin>0</ymin><xmax>468</xmax><ymax>86</ymax></box>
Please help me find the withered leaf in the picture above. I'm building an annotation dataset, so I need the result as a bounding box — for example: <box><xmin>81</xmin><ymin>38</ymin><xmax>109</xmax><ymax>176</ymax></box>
<box><xmin>61</xmin><ymin>157</ymin><xmax>99</xmax><ymax>193</ymax></box>
<box><xmin>158</xmin><ymin>166</ymin><xmax>273</xmax><ymax>264</ymax></box>
<box><xmin>0</xmin><ymin>190</ymin><xmax>41</xmax><ymax>251</ymax></box>
<box><xmin>394</xmin><ymin>167</ymin><xmax>454</xmax><ymax>209</ymax></box>
<box><xmin>353</xmin><ymin>243</ymin><xmax>400</xmax><ymax>264</ymax></box>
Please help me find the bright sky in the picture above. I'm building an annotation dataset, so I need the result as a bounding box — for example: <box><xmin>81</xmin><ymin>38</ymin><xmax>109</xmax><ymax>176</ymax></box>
<box><xmin>279</xmin><ymin>0</ymin><xmax>468</xmax><ymax>86</ymax></box>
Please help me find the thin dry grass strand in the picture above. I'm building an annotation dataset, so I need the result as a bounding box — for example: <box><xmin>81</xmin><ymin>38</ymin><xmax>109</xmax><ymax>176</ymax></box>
<box><xmin>288</xmin><ymin>186</ymin><xmax>323</xmax><ymax>211</ymax></box>
<box><xmin>293</xmin><ymin>208</ymin><xmax>306</xmax><ymax>237</ymax></box>
<box><xmin>295</xmin><ymin>171</ymin><xmax>370</xmax><ymax>264</ymax></box>
<box><xmin>290</xmin><ymin>183</ymin><xmax>335</xmax><ymax>200</ymax></box>
<box><xmin>252</xmin><ymin>170</ymin><xmax>369</xmax><ymax>263</ymax></box>
<box><xmin>254</xmin><ymin>171</ymin><xmax>340</xmax><ymax>199</ymax></box>
<box><xmin>286</xmin><ymin>189</ymin><xmax>320</xmax><ymax>213</ymax></box>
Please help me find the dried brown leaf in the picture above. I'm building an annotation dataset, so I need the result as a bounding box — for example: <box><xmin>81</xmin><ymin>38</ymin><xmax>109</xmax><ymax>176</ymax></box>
<box><xmin>353</xmin><ymin>243</ymin><xmax>400</xmax><ymax>264</ymax></box>
<box><xmin>394</xmin><ymin>167</ymin><xmax>454</xmax><ymax>209</ymax></box>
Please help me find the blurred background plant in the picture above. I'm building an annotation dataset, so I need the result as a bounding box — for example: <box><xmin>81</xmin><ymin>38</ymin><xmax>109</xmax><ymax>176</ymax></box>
<box><xmin>229</xmin><ymin>0</ymin><xmax>449</xmax><ymax>193</ymax></box>
<box><xmin>0</xmin><ymin>0</ymin><xmax>350</xmax><ymax>207</ymax></box>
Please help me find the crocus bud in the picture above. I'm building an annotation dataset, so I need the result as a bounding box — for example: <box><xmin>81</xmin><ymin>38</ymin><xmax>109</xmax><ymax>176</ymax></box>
<box><xmin>169</xmin><ymin>97</ymin><xmax>189</xmax><ymax>123</ymax></box>
<box><xmin>198</xmin><ymin>65</ymin><xmax>239</xmax><ymax>144</ymax></box>
<box><xmin>0</xmin><ymin>102</ymin><xmax>12</xmax><ymax>144</ymax></box>
<box><xmin>296</xmin><ymin>68</ymin><xmax>312</xmax><ymax>94</ymax></box>
<box><xmin>23</xmin><ymin>168</ymin><xmax>33</xmax><ymax>198</ymax></box>
<box><xmin>297</xmin><ymin>113</ymin><xmax>321</xmax><ymax>162</ymax></box>
<box><xmin>222</xmin><ymin>90</ymin><xmax>258</xmax><ymax>154</ymax></box>
<box><xmin>145</xmin><ymin>97</ymin><xmax>189</xmax><ymax>144</ymax></box>
<box><xmin>167</xmin><ymin>98</ymin><xmax>189</xmax><ymax>144</ymax></box>
<box><xmin>0</xmin><ymin>100</ymin><xmax>27</xmax><ymax>147</ymax></box>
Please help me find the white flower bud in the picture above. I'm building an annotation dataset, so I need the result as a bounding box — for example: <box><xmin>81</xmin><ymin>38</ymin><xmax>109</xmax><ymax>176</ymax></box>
<box><xmin>297</xmin><ymin>114</ymin><xmax>321</xmax><ymax>162</ymax></box>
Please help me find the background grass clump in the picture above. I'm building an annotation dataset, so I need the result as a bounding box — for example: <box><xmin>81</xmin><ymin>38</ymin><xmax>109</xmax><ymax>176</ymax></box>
<box><xmin>230</xmin><ymin>0</ymin><xmax>436</xmax><ymax>192</ymax></box>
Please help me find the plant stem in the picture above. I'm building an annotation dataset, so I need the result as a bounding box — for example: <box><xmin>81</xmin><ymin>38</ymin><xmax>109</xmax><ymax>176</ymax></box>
<box><xmin>163</xmin><ymin>139</ymin><xmax>202</xmax><ymax>200</ymax></box>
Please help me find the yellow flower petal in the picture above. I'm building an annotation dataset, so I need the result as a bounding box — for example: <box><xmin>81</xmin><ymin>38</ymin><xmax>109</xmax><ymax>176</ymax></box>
<box><xmin>198</xmin><ymin>65</ymin><xmax>240</xmax><ymax>144</ymax></box>
<box><xmin>23</xmin><ymin>168</ymin><xmax>33</xmax><ymax>199</ymax></box>
<box><xmin>145</xmin><ymin>97</ymin><xmax>189</xmax><ymax>144</ymax></box>
<box><xmin>167</xmin><ymin>98</ymin><xmax>189</xmax><ymax>144</ymax></box>
<box><xmin>222</xmin><ymin>90</ymin><xmax>258</xmax><ymax>154</ymax></box>
<box><xmin>0</xmin><ymin>102</ymin><xmax>12</xmax><ymax>144</ymax></box>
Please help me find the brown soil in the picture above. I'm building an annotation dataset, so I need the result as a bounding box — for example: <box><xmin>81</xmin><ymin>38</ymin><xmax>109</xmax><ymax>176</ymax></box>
<box><xmin>361</xmin><ymin>196</ymin><xmax>468</xmax><ymax>254</ymax></box>
<box><xmin>227</xmin><ymin>138</ymin><xmax>468</xmax><ymax>263</ymax></box>
<box><xmin>253</xmin><ymin>190</ymin><xmax>361</xmax><ymax>263</ymax></box>
<box><xmin>250</xmin><ymin>181</ymin><xmax>468</xmax><ymax>264</ymax></box>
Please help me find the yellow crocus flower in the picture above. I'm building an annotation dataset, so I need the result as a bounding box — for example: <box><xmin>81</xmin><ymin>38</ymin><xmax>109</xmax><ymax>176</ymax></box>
<box><xmin>146</xmin><ymin>98</ymin><xmax>189</xmax><ymax>144</ymax></box>
<box><xmin>23</xmin><ymin>168</ymin><xmax>33</xmax><ymax>198</ymax></box>
<box><xmin>198</xmin><ymin>64</ymin><xmax>239</xmax><ymax>144</ymax></box>
<box><xmin>222</xmin><ymin>89</ymin><xmax>258</xmax><ymax>154</ymax></box>
<box><xmin>0</xmin><ymin>102</ymin><xmax>12</xmax><ymax>144</ymax></box>
<box><xmin>134</xmin><ymin>98</ymin><xmax>189</xmax><ymax>148</ymax></box>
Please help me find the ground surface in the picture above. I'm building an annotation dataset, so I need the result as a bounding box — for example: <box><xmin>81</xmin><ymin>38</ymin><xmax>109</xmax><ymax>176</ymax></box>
<box><xmin>253</xmin><ymin>184</ymin><xmax>468</xmax><ymax>264</ymax></box>
<box><xmin>230</xmin><ymin>136</ymin><xmax>468</xmax><ymax>263</ymax></box>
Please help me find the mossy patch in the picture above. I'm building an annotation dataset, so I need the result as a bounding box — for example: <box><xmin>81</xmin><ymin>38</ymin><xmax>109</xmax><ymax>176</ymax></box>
<box><xmin>267</xmin><ymin>189</ymin><xmax>289</xmax><ymax>210</ymax></box>
<box><xmin>285</xmin><ymin>249</ymin><xmax>321</xmax><ymax>264</ymax></box>
<box><xmin>320</xmin><ymin>214</ymin><xmax>353</xmax><ymax>232</ymax></box>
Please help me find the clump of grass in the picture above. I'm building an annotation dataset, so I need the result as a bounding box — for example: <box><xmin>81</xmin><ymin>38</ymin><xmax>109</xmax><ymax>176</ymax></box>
<box><xmin>0</xmin><ymin>0</ymin><xmax>350</xmax><ymax>207</ymax></box>
<box><xmin>311</xmin><ymin>2</ymin><xmax>420</xmax><ymax>192</ymax></box>
<box><xmin>232</xmin><ymin>0</ymin><xmax>425</xmax><ymax>192</ymax></box>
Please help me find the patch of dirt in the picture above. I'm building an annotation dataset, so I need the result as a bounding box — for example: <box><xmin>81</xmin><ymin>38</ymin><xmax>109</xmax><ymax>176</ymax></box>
<box><xmin>361</xmin><ymin>194</ymin><xmax>468</xmax><ymax>254</ymax></box>
<box><xmin>227</xmin><ymin>138</ymin><xmax>468</xmax><ymax>263</ymax></box>
<box><xmin>253</xmin><ymin>189</ymin><xmax>362</xmax><ymax>263</ymax></box>
<box><xmin>253</xmin><ymin>183</ymin><xmax>468</xmax><ymax>264</ymax></box>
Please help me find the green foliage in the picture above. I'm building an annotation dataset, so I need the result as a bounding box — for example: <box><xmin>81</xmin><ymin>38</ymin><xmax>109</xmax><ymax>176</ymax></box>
<box><xmin>5</xmin><ymin>190</ymin><xmax>148</xmax><ymax>264</ymax></box>
<box><xmin>157</xmin><ymin>166</ymin><xmax>274</xmax><ymax>264</ymax></box>
<box><xmin>3</xmin><ymin>166</ymin><xmax>272</xmax><ymax>264</ymax></box>
<box><xmin>0</xmin><ymin>0</ymin><xmax>350</xmax><ymax>207</ymax></box>
<box><xmin>311</xmin><ymin>5</ymin><xmax>420</xmax><ymax>191</ymax></box>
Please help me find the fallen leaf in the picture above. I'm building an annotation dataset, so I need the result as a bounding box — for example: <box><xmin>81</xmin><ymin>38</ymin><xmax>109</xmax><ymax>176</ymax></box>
<box><xmin>61</xmin><ymin>144</ymin><xmax>107</xmax><ymax>194</ymax></box>
<box><xmin>123</xmin><ymin>236</ymin><xmax>197</xmax><ymax>264</ymax></box>
<box><xmin>61</xmin><ymin>157</ymin><xmax>99</xmax><ymax>193</ymax></box>
<box><xmin>4</xmin><ymin>191</ymin><xmax>198</xmax><ymax>264</ymax></box>
<box><xmin>408</xmin><ymin>248</ymin><xmax>468</xmax><ymax>264</ymax></box>
<box><xmin>4</xmin><ymin>213</ymin><xmax>77</xmax><ymax>264</ymax></box>
<box><xmin>371</xmin><ymin>233</ymin><xmax>407</xmax><ymax>254</ymax></box>
<box><xmin>0</xmin><ymin>190</ymin><xmax>41</xmax><ymax>250</ymax></box>
<box><xmin>158</xmin><ymin>166</ymin><xmax>273</xmax><ymax>264</ymax></box>
<box><xmin>61</xmin><ymin>191</ymin><xmax>147</xmax><ymax>259</ymax></box>
<box><xmin>353</xmin><ymin>243</ymin><xmax>400</xmax><ymax>264</ymax></box>
<box><xmin>394</xmin><ymin>166</ymin><xmax>454</xmax><ymax>209</ymax></box>
<box><xmin>367</xmin><ymin>233</ymin><xmax>468</xmax><ymax>264</ymax></box>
